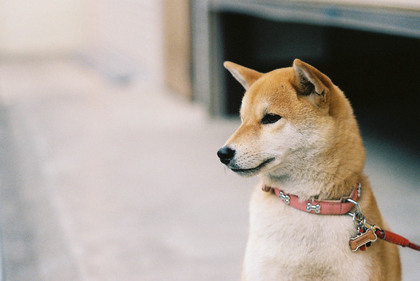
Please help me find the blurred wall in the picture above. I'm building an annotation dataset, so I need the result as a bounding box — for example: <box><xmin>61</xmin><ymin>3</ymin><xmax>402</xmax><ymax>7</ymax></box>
<box><xmin>0</xmin><ymin>0</ymin><xmax>166</xmax><ymax>84</ymax></box>
<box><xmin>82</xmin><ymin>0</ymin><xmax>165</xmax><ymax>83</ymax></box>
<box><xmin>0</xmin><ymin>0</ymin><xmax>84</xmax><ymax>57</ymax></box>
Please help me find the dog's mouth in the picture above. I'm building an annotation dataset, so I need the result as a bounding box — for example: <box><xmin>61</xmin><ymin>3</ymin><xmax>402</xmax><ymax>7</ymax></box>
<box><xmin>230</xmin><ymin>158</ymin><xmax>275</xmax><ymax>175</ymax></box>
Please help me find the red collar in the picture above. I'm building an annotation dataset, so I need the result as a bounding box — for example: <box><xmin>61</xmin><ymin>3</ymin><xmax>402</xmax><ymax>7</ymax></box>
<box><xmin>262</xmin><ymin>183</ymin><xmax>361</xmax><ymax>215</ymax></box>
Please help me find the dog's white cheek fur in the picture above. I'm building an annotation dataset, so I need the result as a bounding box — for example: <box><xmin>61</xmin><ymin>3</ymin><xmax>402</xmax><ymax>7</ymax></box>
<box><xmin>265</xmin><ymin>117</ymin><xmax>333</xmax><ymax>160</ymax></box>
<box><xmin>243</xmin><ymin>188</ymin><xmax>373</xmax><ymax>281</ymax></box>
<box><xmin>257</xmin><ymin>122</ymin><xmax>294</xmax><ymax>166</ymax></box>
<box><xmin>260</xmin><ymin>117</ymin><xmax>341</xmax><ymax>198</ymax></box>
<box><xmin>230</xmin><ymin>121</ymin><xmax>301</xmax><ymax>173</ymax></box>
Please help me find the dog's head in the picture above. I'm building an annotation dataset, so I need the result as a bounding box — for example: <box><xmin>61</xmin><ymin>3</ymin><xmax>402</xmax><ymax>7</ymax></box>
<box><xmin>217</xmin><ymin>60</ymin><xmax>364</xmax><ymax>191</ymax></box>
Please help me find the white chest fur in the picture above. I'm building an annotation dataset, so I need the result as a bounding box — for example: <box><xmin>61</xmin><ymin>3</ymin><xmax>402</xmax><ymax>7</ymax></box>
<box><xmin>243</xmin><ymin>186</ymin><xmax>373</xmax><ymax>281</ymax></box>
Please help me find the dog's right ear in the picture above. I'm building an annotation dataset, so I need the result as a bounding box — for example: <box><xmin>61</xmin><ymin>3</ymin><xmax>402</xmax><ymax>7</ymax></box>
<box><xmin>293</xmin><ymin>59</ymin><xmax>334</xmax><ymax>109</ymax></box>
<box><xmin>224</xmin><ymin>61</ymin><xmax>263</xmax><ymax>90</ymax></box>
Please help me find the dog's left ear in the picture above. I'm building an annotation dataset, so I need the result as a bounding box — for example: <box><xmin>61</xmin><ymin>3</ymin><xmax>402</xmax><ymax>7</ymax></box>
<box><xmin>293</xmin><ymin>59</ymin><xmax>333</xmax><ymax>108</ymax></box>
<box><xmin>224</xmin><ymin>61</ymin><xmax>263</xmax><ymax>90</ymax></box>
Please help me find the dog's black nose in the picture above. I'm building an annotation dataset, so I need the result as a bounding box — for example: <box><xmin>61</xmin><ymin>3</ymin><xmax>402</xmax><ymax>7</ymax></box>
<box><xmin>217</xmin><ymin>146</ymin><xmax>235</xmax><ymax>165</ymax></box>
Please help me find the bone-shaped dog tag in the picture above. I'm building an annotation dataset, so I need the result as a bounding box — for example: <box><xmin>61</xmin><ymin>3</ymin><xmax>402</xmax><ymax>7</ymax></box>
<box><xmin>349</xmin><ymin>228</ymin><xmax>377</xmax><ymax>252</ymax></box>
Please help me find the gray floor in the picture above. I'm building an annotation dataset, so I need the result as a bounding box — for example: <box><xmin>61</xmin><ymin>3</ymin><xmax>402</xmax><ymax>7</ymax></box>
<box><xmin>0</xmin><ymin>59</ymin><xmax>418</xmax><ymax>281</ymax></box>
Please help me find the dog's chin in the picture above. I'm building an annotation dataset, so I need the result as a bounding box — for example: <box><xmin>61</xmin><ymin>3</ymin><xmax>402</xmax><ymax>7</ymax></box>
<box><xmin>229</xmin><ymin>158</ymin><xmax>275</xmax><ymax>177</ymax></box>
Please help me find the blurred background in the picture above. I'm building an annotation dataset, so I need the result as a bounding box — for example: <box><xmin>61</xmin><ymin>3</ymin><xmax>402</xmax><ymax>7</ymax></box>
<box><xmin>0</xmin><ymin>0</ymin><xmax>419</xmax><ymax>280</ymax></box>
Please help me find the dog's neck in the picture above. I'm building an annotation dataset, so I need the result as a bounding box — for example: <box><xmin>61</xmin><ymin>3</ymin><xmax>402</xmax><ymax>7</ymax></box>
<box><xmin>261</xmin><ymin>148</ymin><xmax>364</xmax><ymax>201</ymax></box>
<box><xmin>262</xmin><ymin>173</ymin><xmax>360</xmax><ymax>201</ymax></box>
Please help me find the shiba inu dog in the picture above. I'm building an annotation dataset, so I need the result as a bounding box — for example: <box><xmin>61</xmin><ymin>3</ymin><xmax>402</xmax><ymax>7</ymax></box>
<box><xmin>217</xmin><ymin>60</ymin><xmax>401</xmax><ymax>281</ymax></box>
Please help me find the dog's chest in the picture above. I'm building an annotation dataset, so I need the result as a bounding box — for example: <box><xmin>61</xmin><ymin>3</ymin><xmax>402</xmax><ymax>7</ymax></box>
<box><xmin>244</xmin><ymin>189</ymin><xmax>371</xmax><ymax>281</ymax></box>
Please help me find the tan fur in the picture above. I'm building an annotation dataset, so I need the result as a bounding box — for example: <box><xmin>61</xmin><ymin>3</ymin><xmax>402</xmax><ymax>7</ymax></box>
<box><xmin>221</xmin><ymin>60</ymin><xmax>401</xmax><ymax>281</ymax></box>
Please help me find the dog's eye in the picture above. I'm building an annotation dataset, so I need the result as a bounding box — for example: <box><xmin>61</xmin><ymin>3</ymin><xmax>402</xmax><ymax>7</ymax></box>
<box><xmin>261</xmin><ymin>113</ymin><xmax>282</xmax><ymax>124</ymax></box>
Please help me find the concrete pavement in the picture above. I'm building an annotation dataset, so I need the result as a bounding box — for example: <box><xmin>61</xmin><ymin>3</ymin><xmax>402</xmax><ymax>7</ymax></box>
<box><xmin>0</xmin><ymin>59</ymin><xmax>418</xmax><ymax>280</ymax></box>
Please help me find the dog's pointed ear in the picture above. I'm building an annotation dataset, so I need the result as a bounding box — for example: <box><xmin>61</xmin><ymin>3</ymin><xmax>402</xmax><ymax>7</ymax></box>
<box><xmin>293</xmin><ymin>59</ymin><xmax>333</xmax><ymax>108</ymax></box>
<box><xmin>224</xmin><ymin>61</ymin><xmax>263</xmax><ymax>90</ymax></box>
